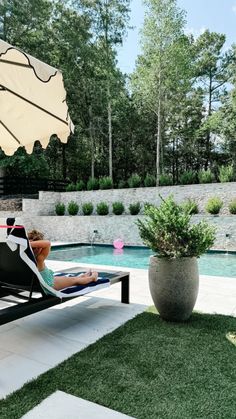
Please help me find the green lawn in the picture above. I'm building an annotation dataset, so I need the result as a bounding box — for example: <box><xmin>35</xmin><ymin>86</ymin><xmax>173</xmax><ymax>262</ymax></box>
<box><xmin>1</xmin><ymin>310</ymin><xmax>236</xmax><ymax>419</ymax></box>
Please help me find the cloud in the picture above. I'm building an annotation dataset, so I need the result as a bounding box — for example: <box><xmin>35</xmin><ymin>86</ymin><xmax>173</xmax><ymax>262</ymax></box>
<box><xmin>233</xmin><ymin>4</ymin><xmax>236</xmax><ymax>13</ymax></box>
<box><xmin>185</xmin><ymin>26</ymin><xmax>206</xmax><ymax>38</ymax></box>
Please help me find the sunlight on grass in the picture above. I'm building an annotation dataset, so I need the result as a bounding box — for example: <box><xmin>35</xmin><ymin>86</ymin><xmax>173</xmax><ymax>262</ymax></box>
<box><xmin>226</xmin><ymin>331</ymin><xmax>236</xmax><ymax>347</ymax></box>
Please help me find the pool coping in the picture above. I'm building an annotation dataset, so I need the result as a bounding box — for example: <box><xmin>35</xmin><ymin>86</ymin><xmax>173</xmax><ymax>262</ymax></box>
<box><xmin>51</xmin><ymin>242</ymin><xmax>236</xmax><ymax>255</ymax></box>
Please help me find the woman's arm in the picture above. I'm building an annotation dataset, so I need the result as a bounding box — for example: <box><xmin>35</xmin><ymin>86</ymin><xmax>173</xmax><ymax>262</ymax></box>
<box><xmin>30</xmin><ymin>240</ymin><xmax>51</xmax><ymax>261</ymax></box>
<box><xmin>30</xmin><ymin>240</ymin><xmax>51</xmax><ymax>249</ymax></box>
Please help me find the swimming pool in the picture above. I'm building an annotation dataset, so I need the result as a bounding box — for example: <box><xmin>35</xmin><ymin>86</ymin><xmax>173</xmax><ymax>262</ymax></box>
<box><xmin>49</xmin><ymin>244</ymin><xmax>236</xmax><ymax>278</ymax></box>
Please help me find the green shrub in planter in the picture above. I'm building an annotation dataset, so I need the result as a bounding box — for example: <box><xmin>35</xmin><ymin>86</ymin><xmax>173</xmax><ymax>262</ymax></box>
<box><xmin>118</xmin><ymin>180</ymin><xmax>128</xmax><ymax>189</ymax></box>
<box><xmin>76</xmin><ymin>180</ymin><xmax>85</xmax><ymax>191</ymax></box>
<box><xmin>128</xmin><ymin>173</ymin><xmax>142</xmax><ymax>188</ymax></box>
<box><xmin>129</xmin><ymin>202</ymin><xmax>141</xmax><ymax>215</ymax></box>
<box><xmin>67</xmin><ymin>201</ymin><xmax>79</xmax><ymax>215</ymax></box>
<box><xmin>181</xmin><ymin>199</ymin><xmax>199</xmax><ymax>215</ymax></box>
<box><xmin>179</xmin><ymin>170</ymin><xmax>197</xmax><ymax>185</ymax></box>
<box><xmin>136</xmin><ymin>195</ymin><xmax>216</xmax><ymax>322</ymax></box>
<box><xmin>112</xmin><ymin>201</ymin><xmax>125</xmax><ymax>215</ymax></box>
<box><xmin>66</xmin><ymin>183</ymin><xmax>76</xmax><ymax>192</ymax></box>
<box><xmin>229</xmin><ymin>200</ymin><xmax>236</xmax><ymax>214</ymax></box>
<box><xmin>198</xmin><ymin>169</ymin><xmax>214</xmax><ymax>184</ymax></box>
<box><xmin>136</xmin><ymin>195</ymin><xmax>216</xmax><ymax>258</ymax></box>
<box><xmin>82</xmin><ymin>202</ymin><xmax>93</xmax><ymax>215</ymax></box>
<box><xmin>87</xmin><ymin>177</ymin><xmax>99</xmax><ymax>191</ymax></box>
<box><xmin>99</xmin><ymin>176</ymin><xmax>113</xmax><ymax>190</ymax></box>
<box><xmin>159</xmin><ymin>174</ymin><xmax>173</xmax><ymax>186</ymax></box>
<box><xmin>55</xmin><ymin>202</ymin><xmax>65</xmax><ymax>216</ymax></box>
<box><xmin>96</xmin><ymin>202</ymin><xmax>109</xmax><ymax>215</ymax></box>
<box><xmin>144</xmin><ymin>174</ymin><xmax>156</xmax><ymax>187</ymax></box>
<box><xmin>205</xmin><ymin>197</ymin><xmax>223</xmax><ymax>215</ymax></box>
<box><xmin>219</xmin><ymin>164</ymin><xmax>234</xmax><ymax>183</ymax></box>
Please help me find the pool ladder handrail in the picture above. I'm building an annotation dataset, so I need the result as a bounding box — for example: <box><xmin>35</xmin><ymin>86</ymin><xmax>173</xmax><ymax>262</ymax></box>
<box><xmin>225</xmin><ymin>233</ymin><xmax>231</xmax><ymax>254</ymax></box>
<box><xmin>90</xmin><ymin>230</ymin><xmax>101</xmax><ymax>246</ymax></box>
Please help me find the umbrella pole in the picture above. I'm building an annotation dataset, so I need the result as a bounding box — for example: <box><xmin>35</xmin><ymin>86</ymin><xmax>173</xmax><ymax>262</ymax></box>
<box><xmin>0</xmin><ymin>84</ymin><xmax>69</xmax><ymax>127</ymax></box>
<box><xmin>0</xmin><ymin>120</ymin><xmax>21</xmax><ymax>145</ymax></box>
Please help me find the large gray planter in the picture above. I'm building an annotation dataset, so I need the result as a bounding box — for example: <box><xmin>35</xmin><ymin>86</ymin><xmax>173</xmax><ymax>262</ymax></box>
<box><xmin>149</xmin><ymin>256</ymin><xmax>199</xmax><ymax>321</ymax></box>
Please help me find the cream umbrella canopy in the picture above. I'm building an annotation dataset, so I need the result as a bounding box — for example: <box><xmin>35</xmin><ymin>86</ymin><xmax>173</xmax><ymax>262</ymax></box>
<box><xmin>0</xmin><ymin>39</ymin><xmax>74</xmax><ymax>156</ymax></box>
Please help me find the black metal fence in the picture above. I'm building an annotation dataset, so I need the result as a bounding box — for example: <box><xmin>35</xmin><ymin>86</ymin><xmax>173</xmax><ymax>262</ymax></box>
<box><xmin>0</xmin><ymin>176</ymin><xmax>69</xmax><ymax>196</ymax></box>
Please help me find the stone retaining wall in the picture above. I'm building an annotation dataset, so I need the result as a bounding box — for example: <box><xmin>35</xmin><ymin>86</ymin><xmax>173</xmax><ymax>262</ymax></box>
<box><xmin>0</xmin><ymin>214</ymin><xmax>235</xmax><ymax>251</ymax></box>
<box><xmin>22</xmin><ymin>182</ymin><xmax>236</xmax><ymax>216</ymax></box>
<box><xmin>1</xmin><ymin>182</ymin><xmax>236</xmax><ymax>250</ymax></box>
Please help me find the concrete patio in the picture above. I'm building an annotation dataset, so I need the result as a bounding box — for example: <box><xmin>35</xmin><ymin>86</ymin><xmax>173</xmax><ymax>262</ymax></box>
<box><xmin>0</xmin><ymin>258</ymin><xmax>236</xmax><ymax>417</ymax></box>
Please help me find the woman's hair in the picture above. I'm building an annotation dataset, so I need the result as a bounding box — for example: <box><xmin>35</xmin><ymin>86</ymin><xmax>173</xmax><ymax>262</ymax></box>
<box><xmin>28</xmin><ymin>229</ymin><xmax>44</xmax><ymax>241</ymax></box>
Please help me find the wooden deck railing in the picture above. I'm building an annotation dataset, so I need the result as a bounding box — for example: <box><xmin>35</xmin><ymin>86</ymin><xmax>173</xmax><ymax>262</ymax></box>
<box><xmin>0</xmin><ymin>176</ymin><xmax>69</xmax><ymax>196</ymax></box>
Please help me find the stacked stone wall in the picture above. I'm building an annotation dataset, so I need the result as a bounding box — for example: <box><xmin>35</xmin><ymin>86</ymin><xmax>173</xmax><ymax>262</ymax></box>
<box><xmin>22</xmin><ymin>182</ymin><xmax>236</xmax><ymax>216</ymax></box>
<box><xmin>1</xmin><ymin>183</ymin><xmax>236</xmax><ymax>250</ymax></box>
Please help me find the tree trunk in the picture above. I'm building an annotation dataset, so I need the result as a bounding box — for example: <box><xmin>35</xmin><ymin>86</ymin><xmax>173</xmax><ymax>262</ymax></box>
<box><xmin>88</xmin><ymin>104</ymin><xmax>95</xmax><ymax>179</ymax></box>
<box><xmin>62</xmin><ymin>143</ymin><xmax>66</xmax><ymax>180</ymax></box>
<box><xmin>108</xmin><ymin>89</ymin><xmax>113</xmax><ymax>180</ymax></box>
<box><xmin>175</xmin><ymin>137</ymin><xmax>179</xmax><ymax>183</ymax></box>
<box><xmin>2</xmin><ymin>7</ymin><xmax>7</xmax><ymax>41</ymax></box>
<box><xmin>103</xmin><ymin>2</ymin><xmax>113</xmax><ymax>181</ymax></box>
<box><xmin>205</xmin><ymin>72</ymin><xmax>213</xmax><ymax>169</ymax></box>
<box><xmin>172</xmin><ymin>139</ymin><xmax>175</xmax><ymax>184</ymax></box>
<box><xmin>156</xmin><ymin>95</ymin><xmax>161</xmax><ymax>186</ymax></box>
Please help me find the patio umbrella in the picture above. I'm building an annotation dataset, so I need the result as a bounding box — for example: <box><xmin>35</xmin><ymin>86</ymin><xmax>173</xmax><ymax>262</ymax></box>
<box><xmin>0</xmin><ymin>39</ymin><xmax>74</xmax><ymax>156</ymax></box>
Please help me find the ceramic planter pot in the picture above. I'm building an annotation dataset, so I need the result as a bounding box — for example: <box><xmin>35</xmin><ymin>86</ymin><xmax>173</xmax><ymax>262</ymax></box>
<box><xmin>149</xmin><ymin>256</ymin><xmax>199</xmax><ymax>321</ymax></box>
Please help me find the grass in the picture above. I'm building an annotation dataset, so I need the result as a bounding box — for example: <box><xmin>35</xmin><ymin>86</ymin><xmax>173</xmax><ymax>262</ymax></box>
<box><xmin>1</xmin><ymin>310</ymin><xmax>236</xmax><ymax>418</ymax></box>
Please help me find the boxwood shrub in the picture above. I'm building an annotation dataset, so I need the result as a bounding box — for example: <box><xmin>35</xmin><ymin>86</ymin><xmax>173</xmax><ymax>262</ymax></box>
<box><xmin>144</xmin><ymin>174</ymin><xmax>156</xmax><ymax>187</ymax></box>
<box><xmin>229</xmin><ymin>200</ymin><xmax>236</xmax><ymax>214</ymax></box>
<box><xmin>67</xmin><ymin>201</ymin><xmax>79</xmax><ymax>215</ymax></box>
<box><xmin>66</xmin><ymin>183</ymin><xmax>76</xmax><ymax>192</ymax></box>
<box><xmin>205</xmin><ymin>197</ymin><xmax>223</xmax><ymax>215</ymax></box>
<box><xmin>112</xmin><ymin>201</ymin><xmax>125</xmax><ymax>215</ymax></box>
<box><xmin>55</xmin><ymin>202</ymin><xmax>65</xmax><ymax>216</ymax></box>
<box><xmin>159</xmin><ymin>174</ymin><xmax>173</xmax><ymax>186</ymax></box>
<box><xmin>96</xmin><ymin>202</ymin><xmax>109</xmax><ymax>215</ymax></box>
<box><xmin>76</xmin><ymin>180</ymin><xmax>85</xmax><ymax>191</ymax></box>
<box><xmin>87</xmin><ymin>177</ymin><xmax>99</xmax><ymax>191</ymax></box>
<box><xmin>82</xmin><ymin>202</ymin><xmax>93</xmax><ymax>215</ymax></box>
<box><xmin>198</xmin><ymin>169</ymin><xmax>214</xmax><ymax>184</ymax></box>
<box><xmin>219</xmin><ymin>164</ymin><xmax>234</xmax><ymax>183</ymax></box>
<box><xmin>128</xmin><ymin>173</ymin><xmax>142</xmax><ymax>188</ymax></box>
<box><xmin>99</xmin><ymin>176</ymin><xmax>113</xmax><ymax>190</ymax></box>
<box><xmin>179</xmin><ymin>170</ymin><xmax>197</xmax><ymax>185</ymax></box>
<box><xmin>129</xmin><ymin>202</ymin><xmax>141</xmax><ymax>215</ymax></box>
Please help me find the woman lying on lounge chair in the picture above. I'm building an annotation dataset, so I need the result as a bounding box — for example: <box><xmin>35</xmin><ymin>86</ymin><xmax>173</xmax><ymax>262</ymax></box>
<box><xmin>28</xmin><ymin>230</ymin><xmax>98</xmax><ymax>291</ymax></box>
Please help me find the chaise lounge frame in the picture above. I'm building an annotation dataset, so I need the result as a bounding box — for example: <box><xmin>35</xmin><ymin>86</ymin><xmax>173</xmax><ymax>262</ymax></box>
<box><xmin>0</xmin><ymin>241</ymin><xmax>130</xmax><ymax>326</ymax></box>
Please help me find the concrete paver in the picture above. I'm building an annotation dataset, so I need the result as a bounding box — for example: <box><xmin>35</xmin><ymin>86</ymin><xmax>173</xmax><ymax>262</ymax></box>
<box><xmin>21</xmin><ymin>390</ymin><xmax>135</xmax><ymax>419</ymax></box>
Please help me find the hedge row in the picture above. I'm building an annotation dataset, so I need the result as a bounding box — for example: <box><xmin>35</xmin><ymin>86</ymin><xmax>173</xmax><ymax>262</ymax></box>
<box><xmin>174</xmin><ymin>197</ymin><xmax>236</xmax><ymax>215</ymax></box>
<box><xmin>55</xmin><ymin>197</ymin><xmax>236</xmax><ymax>216</ymax></box>
<box><xmin>55</xmin><ymin>201</ymin><xmax>141</xmax><ymax>216</ymax></box>
<box><xmin>65</xmin><ymin>166</ymin><xmax>236</xmax><ymax>192</ymax></box>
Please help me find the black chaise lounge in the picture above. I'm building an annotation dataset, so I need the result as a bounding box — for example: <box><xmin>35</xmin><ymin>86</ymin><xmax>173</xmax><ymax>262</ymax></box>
<box><xmin>0</xmin><ymin>219</ymin><xmax>129</xmax><ymax>326</ymax></box>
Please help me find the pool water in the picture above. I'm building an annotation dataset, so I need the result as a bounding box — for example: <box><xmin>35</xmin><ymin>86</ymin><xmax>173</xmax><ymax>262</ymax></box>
<box><xmin>49</xmin><ymin>245</ymin><xmax>236</xmax><ymax>278</ymax></box>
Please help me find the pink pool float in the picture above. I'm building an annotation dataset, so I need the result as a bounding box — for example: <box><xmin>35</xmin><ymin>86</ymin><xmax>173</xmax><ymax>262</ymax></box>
<box><xmin>113</xmin><ymin>238</ymin><xmax>124</xmax><ymax>249</ymax></box>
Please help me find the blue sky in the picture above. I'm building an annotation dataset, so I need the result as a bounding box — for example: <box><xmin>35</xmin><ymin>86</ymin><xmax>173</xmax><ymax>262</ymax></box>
<box><xmin>117</xmin><ymin>0</ymin><xmax>236</xmax><ymax>73</ymax></box>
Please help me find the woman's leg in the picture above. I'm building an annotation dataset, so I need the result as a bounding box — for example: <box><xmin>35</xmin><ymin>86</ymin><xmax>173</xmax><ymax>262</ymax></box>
<box><xmin>53</xmin><ymin>272</ymin><xmax>98</xmax><ymax>291</ymax></box>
